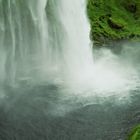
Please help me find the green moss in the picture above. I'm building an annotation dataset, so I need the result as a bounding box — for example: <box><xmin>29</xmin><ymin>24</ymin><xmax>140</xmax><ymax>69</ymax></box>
<box><xmin>87</xmin><ymin>0</ymin><xmax>140</xmax><ymax>45</ymax></box>
<box><xmin>128</xmin><ymin>125</ymin><xmax>140</xmax><ymax>140</ymax></box>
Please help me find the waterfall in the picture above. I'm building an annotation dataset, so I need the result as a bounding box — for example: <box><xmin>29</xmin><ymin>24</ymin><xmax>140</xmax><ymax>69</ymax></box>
<box><xmin>0</xmin><ymin>0</ymin><xmax>94</xmax><ymax>87</ymax></box>
<box><xmin>46</xmin><ymin>0</ymin><xmax>94</xmax><ymax>87</ymax></box>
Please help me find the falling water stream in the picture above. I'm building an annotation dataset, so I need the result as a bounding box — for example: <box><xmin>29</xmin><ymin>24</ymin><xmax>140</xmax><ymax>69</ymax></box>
<box><xmin>0</xmin><ymin>0</ymin><xmax>94</xmax><ymax>87</ymax></box>
<box><xmin>0</xmin><ymin>0</ymin><xmax>140</xmax><ymax>140</ymax></box>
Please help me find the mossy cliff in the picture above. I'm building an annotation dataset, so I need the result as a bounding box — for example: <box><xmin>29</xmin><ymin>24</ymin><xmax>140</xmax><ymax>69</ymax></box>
<box><xmin>87</xmin><ymin>0</ymin><xmax>140</xmax><ymax>46</ymax></box>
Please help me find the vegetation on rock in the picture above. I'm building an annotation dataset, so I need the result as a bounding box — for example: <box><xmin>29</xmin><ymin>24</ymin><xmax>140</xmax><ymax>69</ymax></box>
<box><xmin>128</xmin><ymin>125</ymin><xmax>140</xmax><ymax>140</ymax></box>
<box><xmin>87</xmin><ymin>0</ymin><xmax>140</xmax><ymax>46</ymax></box>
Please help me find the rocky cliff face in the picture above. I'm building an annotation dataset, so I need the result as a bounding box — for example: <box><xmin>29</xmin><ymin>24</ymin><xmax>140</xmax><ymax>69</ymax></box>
<box><xmin>87</xmin><ymin>0</ymin><xmax>140</xmax><ymax>46</ymax></box>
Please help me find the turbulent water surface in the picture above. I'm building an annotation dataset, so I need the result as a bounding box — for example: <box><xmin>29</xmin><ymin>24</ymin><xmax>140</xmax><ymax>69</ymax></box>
<box><xmin>0</xmin><ymin>0</ymin><xmax>140</xmax><ymax>140</ymax></box>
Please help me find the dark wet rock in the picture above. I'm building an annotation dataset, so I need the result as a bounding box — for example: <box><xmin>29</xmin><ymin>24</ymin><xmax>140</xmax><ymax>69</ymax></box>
<box><xmin>124</xmin><ymin>3</ymin><xmax>137</xmax><ymax>13</ymax></box>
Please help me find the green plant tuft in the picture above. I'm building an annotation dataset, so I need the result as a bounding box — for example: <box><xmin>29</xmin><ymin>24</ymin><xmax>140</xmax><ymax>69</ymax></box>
<box><xmin>128</xmin><ymin>125</ymin><xmax>140</xmax><ymax>140</ymax></box>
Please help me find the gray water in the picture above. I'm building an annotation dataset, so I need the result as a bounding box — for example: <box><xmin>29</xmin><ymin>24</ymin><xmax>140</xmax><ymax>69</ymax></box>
<box><xmin>0</xmin><ymin>0</ymin><xmax>140</xmax><ymax>140</ymax></box>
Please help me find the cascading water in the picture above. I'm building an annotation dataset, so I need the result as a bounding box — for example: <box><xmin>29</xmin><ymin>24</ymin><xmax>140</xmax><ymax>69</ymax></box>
<box><xmin>46</xmin><ymin>0</ymin><xmax>94</xmax><ymax>88</ymax></box>
<box><xmin>0</xmin><ymin>0</ymin><xmax>47</xmax><ymax>85</ymax></box>
<box><xmin>0</xmin><ymin>0</ymin><xmax>139</xmax><ymax>95</ymax></box>
<box><xmin>0</xmin><ymin>0</ymin><xmax>94</xmax><ymax>88</ymax></box>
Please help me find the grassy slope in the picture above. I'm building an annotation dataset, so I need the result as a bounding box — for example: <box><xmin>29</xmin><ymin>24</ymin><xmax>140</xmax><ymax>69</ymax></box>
<box><xmin>87</xmin><ymin>0</ymin><xmax>140</xmax><ymax>46</ymax></box>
